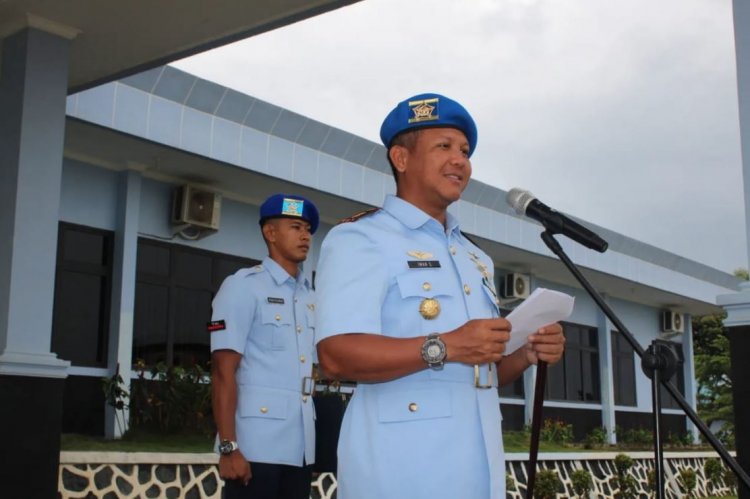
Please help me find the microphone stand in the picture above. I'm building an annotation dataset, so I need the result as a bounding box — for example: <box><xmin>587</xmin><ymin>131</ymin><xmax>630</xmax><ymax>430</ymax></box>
<box><xmin>526</xmin><ymin>360</ymin><xmax>547</xmax><ymax>499</ymax></box>
<box><xmin>538</xmin><ymin>230</ymin><xmax>750</xmax><ymax>496</ymax></box>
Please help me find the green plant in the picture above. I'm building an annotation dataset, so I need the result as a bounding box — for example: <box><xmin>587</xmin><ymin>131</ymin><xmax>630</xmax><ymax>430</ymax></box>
<box><xmin>724</xmin><ymin>466</ymin><xmax>738</xmax><ymax>492</ymax></box>
<box><xmin>704</xmin><ymin>458</ymin><xmax>723</xmax><ymax>494</ymax></box>
<box><xmin>102</xmin><ymin>363</ymin><xmax>130</xmax><ymax>436</ymax></box>
<box><xmin>534</xmin><ymin>468</ymin><xmax>561</xmax><ymax>499</ymax></box>
<box><xmin>540</xmin><ymin>418</ymin><xmax>574</xmax><ymax>445</ymax></box>
<box><xmin>584</xmin><ymin>426</ymin><xmax>608</xmax><ymax>449</ymax></box>
<box><xmin>571</xmin><ymin>468</ymin><xmax>592</xmax><ymax>498</ymax></box>
<box><xmin>613</xmin><ymin>453</ymin><xmax>637</xmax><ymax>499</ymax></box>
<box><xmin>646</xmin><ymin>468</ymin><xmax>656</xmax><ymax>498</ymax></box>
<box><xmin>677</xmin><ymin>468</ymin><xmax>697</xmax><ymax>498</ymax></box>
<box><xmin>667</xmin><ymin>430</ymin><xmax>693</xmax><ymax>447</ymax></box>
<box><xmin>129</xmin><ymin>360</ymin><xmax>213</xmax><ymax>435</ymax></box>
<box><xmin>615</xmin><ymin>426</ymin><xmax>652</xmax><ymax>447</ymax></box>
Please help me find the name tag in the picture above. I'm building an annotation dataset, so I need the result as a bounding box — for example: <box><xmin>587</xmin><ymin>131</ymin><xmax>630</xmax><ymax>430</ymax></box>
<box><xmin>408</xmin><ymin>260</ymin><xmax>441</xmax><ymax>269</ymax></box>
<box><xmin>267</xmin><ymin>297</ymin><xmax>285</xmax><ymax>304</ymax></box>
<box><xmin>207</xmin><ymin>320</ymin><xmax>226</xmax><ymax>333</ymax></box>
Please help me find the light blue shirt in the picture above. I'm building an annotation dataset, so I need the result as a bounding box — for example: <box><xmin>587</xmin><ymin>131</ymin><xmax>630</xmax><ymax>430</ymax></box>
<box><xmin>316</xmin><ymin>195</ymin><xmax>505</xmax><ymax>499</ymax></box>
<box><xmin>211</xmin><ymin>256</ymin><xmax>316</xmax><ymax>466</ymax></box>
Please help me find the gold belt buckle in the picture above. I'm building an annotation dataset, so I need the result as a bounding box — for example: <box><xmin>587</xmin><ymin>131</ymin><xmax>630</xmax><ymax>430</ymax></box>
<box><xmin>474</xmin><ymin>363</ymin><xmax>496</xmax><ymax>389</ymax></box>
<box><xmin>301</xmin><ymin>376</ymin><xmax>314</xmax><ymax>396</ymax></box>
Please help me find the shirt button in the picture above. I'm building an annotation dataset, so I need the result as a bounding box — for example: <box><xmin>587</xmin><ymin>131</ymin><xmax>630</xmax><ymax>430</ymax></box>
<box><xmin>422</xmin><ymin>282</ymin><xmax>431</xmax><ymax>291</ymax></box>
<box><xmin>260</xmin><ymin>407</ymin><xmax>268</xmax><ymax>414</ymax></box>
<box><xmin>296</xmin><ymin>325</ymin><xmax>302</xmax><ymax>333</ymax></box>
<box><xmin>275</xmin><ymin>314</ymin><xmax>281</xmax><ymax>321</ymax></box>
<box><xmin>408</xmin><ymin>403</ymin><xmax>418</xmax><ymax>412</ymax></box>
<box><xmin>464</xmin><ymin>284</ymin><xmax>471</xmax><ymax>295</ymax></box>
<box><xmin>300</xmin><ymin>355</ymin><xmax>306</xmax><ymax>363</ymax></box>
<box><xmin>450</xmin><ymin>246</ymin><xmax>456</xmax><ymax>255</ymax></box>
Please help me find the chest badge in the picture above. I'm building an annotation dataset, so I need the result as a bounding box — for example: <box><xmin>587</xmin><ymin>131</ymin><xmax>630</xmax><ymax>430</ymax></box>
<box><xmin>419</xmin><ymin>298</ymin><xmax>441</xmax><ymax>320</ymax></box>
<box><xmin>407</xmin><ymin>250</ymin><xmax>433</xmax><ymax>260</ymax></box>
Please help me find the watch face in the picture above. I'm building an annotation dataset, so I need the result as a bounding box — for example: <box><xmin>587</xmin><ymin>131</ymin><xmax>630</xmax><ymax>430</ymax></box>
<box><xmin>427</xmin><ymin>344</ymin><xmax>442</xmax><ymax>359</ymax></box>
<box><xmin>219</xmin><ymin>441</ymin><xmax>236</xmax><ymax>455</ymax></box>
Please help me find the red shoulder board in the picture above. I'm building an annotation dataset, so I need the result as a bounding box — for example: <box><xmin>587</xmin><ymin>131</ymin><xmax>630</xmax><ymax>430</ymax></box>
<box><xmin>338</xmin><ymin>207</ymin><xmax>380</xmax><ymax>224</ymax></box>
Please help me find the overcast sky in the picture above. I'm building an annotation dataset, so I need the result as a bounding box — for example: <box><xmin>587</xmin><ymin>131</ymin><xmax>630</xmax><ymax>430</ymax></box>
<box><xmin>173</xmin><ymin>0</ymin><xmax>747</xmax><ymax>274</ymax></box>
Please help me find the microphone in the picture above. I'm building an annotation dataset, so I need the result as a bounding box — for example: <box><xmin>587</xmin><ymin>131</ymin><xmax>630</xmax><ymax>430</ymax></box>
<box><xmin>506</xmin><ymin>188</ymin><xmax>609</xmax><ymax>253</ymax></box>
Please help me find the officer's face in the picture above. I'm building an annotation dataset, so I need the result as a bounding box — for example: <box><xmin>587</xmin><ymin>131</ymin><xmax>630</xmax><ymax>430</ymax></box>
<box><xmin>394</xmin><ymin>127</ymin><xmax>471</xmax><ymax>211</ymax></box>
<box><xmin>264</xmin><ymin>218</ymin><xmax>312</xmax><ymax>263</ymax></box>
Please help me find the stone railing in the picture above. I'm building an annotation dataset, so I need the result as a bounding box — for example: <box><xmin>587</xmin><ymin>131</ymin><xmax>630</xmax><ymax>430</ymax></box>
<box><xmin>59</xmin><ymin>450</ymin><xmax>737</xmax><ymax>498</ymax></box>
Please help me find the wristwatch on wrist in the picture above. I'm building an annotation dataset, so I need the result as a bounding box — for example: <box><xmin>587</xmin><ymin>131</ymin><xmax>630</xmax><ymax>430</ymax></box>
<box><xmin>421</xmin><ymin>333</ymin><xmax>446</xmax><ymax>370</ymax></box>
<box><xmin>219</xmin><ymin>439</ymin><xmax>239</xmax><ymax>455</ymax></box>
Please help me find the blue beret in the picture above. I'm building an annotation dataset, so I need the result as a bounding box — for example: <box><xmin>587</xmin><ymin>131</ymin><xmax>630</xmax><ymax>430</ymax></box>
<box><xmin>259</xmin><ymin>194</ymin><xmax>319</xmax><ymax>234</ymax></box>
<box><xmin>379</xmin><ymin>93</ymin><xmax>478</xmax><ymax>157</ymax></box>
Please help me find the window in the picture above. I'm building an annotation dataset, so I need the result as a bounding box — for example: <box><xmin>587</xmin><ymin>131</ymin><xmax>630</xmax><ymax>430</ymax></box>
<box><xmin>545</xmin><ymin>323</ymin><xmax>600</xmax><ymax>402</ymax></box>
<box><xmin>133</xmin><ymin>239</ymin><xmax>258</xmax><ymax>368</ymax></box>
<box><xmin>51</xmin><ymin>223</ymin><xmax>114</xmax><ymax>367</ymax></box>
<box><xmin>612</xmin><ymin>330</ymin><xmax>637</xmax><ymax>406</ymax></box>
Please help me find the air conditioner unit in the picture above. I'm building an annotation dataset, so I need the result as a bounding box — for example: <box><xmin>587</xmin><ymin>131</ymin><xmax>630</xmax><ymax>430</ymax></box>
<box><xmin>661</xmin><ymin>310</ymin><xmax>684</xmax><ymax>335</ymax></box>
<box><xmin>500</xmin><ymin>273</ymin><xmax>531</xmax><ymax>300</ymax></box>
<box><xmin>172</xmin><ymin>185</ymin><xmax>221</xmax><ymax>231</ymax></box>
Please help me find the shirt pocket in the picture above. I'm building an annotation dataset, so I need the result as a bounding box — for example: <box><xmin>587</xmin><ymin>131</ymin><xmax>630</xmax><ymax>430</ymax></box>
<box><xmin>260</xmin><ymin>304</ymin><xmax>292</xmax><ymax>350</ymax></box>
<box><xmin>377</xmin><ymin>388</ymin><xmax>452</xmax><ymax>423</ymax></box>
<box><xmin>395</xmin><ymin>271</ymin><xmax>456</xmax><ymax>333</ymax></box>
<box><xmin>239</xmin><ymin>386</ymin><xmax>289</xmax><ymax>420</ymax></box>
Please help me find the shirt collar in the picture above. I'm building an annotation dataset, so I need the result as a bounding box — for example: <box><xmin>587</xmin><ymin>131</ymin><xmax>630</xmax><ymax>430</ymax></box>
<box><xmin>262</xmin><ymin>256</ymin><xmax>310</xmax><ymax>288</ymax></box>
<box><xmin>382</xmin><ymin>194</ymin><xmax>461</xmax><ymax>235</ymax></box>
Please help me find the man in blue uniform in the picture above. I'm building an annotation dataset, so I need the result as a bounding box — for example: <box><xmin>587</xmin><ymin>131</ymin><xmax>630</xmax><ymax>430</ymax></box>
<box><xmin>315</xmin><ymin>94</ymin><xmax>566</xmax><ymax>499</ymax></box>
<box><xmin>210</xmin><ymin>193</ymin><xmax>319</xmax><ymax>499</ymax></box>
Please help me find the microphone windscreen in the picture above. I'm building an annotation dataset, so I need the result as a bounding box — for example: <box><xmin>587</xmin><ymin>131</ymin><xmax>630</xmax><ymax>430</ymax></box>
<box><xmin>506</xmin><ymin>188</ymin><xmax>535</xmax><ymax>215</ymax></box>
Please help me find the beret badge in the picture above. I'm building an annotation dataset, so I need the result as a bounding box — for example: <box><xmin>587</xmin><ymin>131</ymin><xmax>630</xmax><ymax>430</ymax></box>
<box><xmin>408</xmin><ymin>97</ymin><xmax>439</xmax><ymax>123</ymax></box>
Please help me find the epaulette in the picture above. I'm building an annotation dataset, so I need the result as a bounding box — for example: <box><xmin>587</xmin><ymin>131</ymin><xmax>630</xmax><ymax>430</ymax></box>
<box><xmin>239</xmin><ymin>264</ymin><xmax>264</xmax><ymax>278</ymax></box>
<box><xmin>338</xmin><ymin>207</ymin><xmax>380</xmax><ymax>224</ymax></box>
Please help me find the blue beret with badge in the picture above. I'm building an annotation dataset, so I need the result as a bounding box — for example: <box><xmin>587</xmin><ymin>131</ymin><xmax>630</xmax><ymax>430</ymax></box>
<box><xmin>259</xmin><ymin>193</ymin><xmax>319</xmax><ymax>234</ymax></box>
<box><xmin>379</xmin><ymin>93</ymin><xmax>478</xmax><ymax>157</ymax></box>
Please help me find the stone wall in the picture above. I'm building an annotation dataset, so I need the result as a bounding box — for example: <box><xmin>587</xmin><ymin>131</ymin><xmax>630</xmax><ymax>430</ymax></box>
<box><xmin>58</xmin><ymin>451</ymin><xmax>738</xmax><ymax>498</ymax></box>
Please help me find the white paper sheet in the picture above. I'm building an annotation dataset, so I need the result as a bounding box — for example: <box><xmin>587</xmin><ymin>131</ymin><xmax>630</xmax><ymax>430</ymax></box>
<box><xmin>504</xmin><ymin>288</ymin><xmax>575</xmax><ymax>354</ymax></box>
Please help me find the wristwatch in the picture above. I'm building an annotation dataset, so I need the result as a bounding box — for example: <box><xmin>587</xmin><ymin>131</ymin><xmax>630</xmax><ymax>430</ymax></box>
<box><xmin>421</xmin><ymin>333</ymin><xmax>446</xmax><ymax>370</ymax></box>
<box><xmin>219</xmin><ymin>439</ymin><xmax>239</xmax><ymax>455</ymax></box>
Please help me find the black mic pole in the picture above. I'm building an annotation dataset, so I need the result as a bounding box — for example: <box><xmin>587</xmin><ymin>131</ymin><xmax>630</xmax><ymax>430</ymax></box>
<box><xmin>526</xmin><ymin>359</ymin><xmax>547</xmax><ymax>499</ymax></box>
<box><xmin>539</xmin><ymin>230</ymin><xmax>750</xmax><ymax>494</ymax></box>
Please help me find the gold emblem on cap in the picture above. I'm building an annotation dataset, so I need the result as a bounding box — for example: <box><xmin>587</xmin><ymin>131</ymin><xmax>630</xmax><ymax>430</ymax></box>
<box><xmin>408</xmin><ymin>98</ymin><xmax>439</xmax><ymax>123</ymax></box>
<box><xmin>408</xmin><ymin>250</ymin><xmax>433</xmax><ymax>260</ymax></box>
<box><xmin>419</xmin><ymin>298</ymin><xmax>441</xmax><ymax>320</ymax></box>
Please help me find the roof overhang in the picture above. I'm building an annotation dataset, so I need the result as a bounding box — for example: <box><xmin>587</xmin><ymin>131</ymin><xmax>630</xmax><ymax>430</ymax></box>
<box><xmin>0</xmin><ymin>0</ymin><xmax>359</xmax><ymax>92</ymax></box>
<box><xmin>64</xmin><ymin>117</ymin><xmax>730</xmax><ymax>316</ymax></box>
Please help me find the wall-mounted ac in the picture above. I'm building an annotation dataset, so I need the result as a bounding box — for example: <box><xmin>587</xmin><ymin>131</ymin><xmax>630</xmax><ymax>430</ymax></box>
<box><xmin>661</xmin><ymin>310</ymin><xmax>684</xmax><ymax>336</ymax></box>
<box><xmin>172</xmin><ymin>185</ymin><xmax>221</xmax><ymax>238</ymax></box>
<box><xmin>500</xmin><ymin>273</ymin><xmax>531</xmax><ymax>300</ymax></box>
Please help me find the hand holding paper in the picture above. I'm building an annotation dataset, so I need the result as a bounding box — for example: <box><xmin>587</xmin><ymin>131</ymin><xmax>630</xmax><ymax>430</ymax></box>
<box><xmin>504</xmin><ymin>288</ymin><xmax>575</xmax><ymax>355</ymax></box>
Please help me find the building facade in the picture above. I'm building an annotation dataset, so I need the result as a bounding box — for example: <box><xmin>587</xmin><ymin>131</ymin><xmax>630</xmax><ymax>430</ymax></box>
<box><xmin>57</xmin><ymin>65</ymin><xmax>742</xmax><ymax>444</ymax></box>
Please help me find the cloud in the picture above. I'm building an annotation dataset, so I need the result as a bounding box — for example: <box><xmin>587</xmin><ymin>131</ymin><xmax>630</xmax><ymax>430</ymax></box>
<box><xmin>173</xmin><ymin>0</ymin><xmax>746</xmax><ymax>273</ymax></box>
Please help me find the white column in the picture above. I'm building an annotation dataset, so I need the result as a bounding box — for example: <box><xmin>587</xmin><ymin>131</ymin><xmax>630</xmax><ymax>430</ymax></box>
<box><xmin>104</xmin><ymin>169</ymin><xmax>142</xmax><ymax>438</ymax></box>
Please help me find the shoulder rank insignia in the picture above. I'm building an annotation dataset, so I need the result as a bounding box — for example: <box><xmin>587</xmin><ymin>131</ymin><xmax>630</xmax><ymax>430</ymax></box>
<box><xmin>407</xmin><ymin>250</ymin><xmax>433</xmax><ymax>260</ymax></box>
<box><xmin>338</xmin><ymin>207</ymin><xmax>380</xmax><ymax>224</ymax></box>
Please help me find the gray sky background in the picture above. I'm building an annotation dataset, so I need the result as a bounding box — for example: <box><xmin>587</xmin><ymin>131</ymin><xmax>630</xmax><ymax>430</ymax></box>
<box><xmin>173</xmin><ymin>0</ymin><xmax>747</xmax><ymax>274</ymax></box>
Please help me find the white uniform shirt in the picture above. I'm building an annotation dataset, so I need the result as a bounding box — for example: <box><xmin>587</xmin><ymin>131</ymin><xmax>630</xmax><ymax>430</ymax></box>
<box><xmin>316</xmin><ymin>195</ymin><xmax>505</xmax><ymax>499</ymax></box>
<box><xmin>211</xmin><ymin>256</ymin><xmax>316</xmax><ymax>466</ymax></box>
